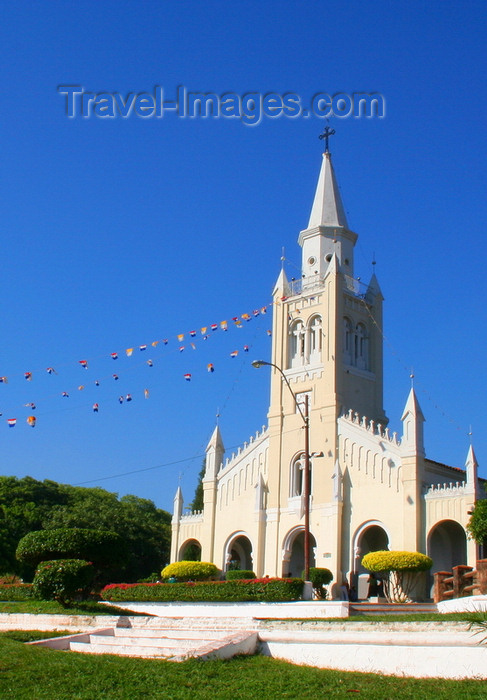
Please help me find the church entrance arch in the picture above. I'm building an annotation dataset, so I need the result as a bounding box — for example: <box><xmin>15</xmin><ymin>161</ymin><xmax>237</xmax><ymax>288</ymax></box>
<box><xmin>179</xmin><ymin>539</ymin><xmax>202</xmax><ymax>562</ymax></box>
<box><xmin>223</xmin><ymin>532</ymin><xmax>253</xmax><ymax>573</ymax></box>
<box><xmin>427</xmin><ymin>520</ymin><xmax>467</xmax><ymax>573</ymax></box>
<box><xmin>352</xmin><ymin>521</ymin><xmax>389</xmax><ymax>595</ymax></box>
<box><xmin>282</xmin><ymin>527</ymin><xmax>316</xmax><ymax>578</ymax></box>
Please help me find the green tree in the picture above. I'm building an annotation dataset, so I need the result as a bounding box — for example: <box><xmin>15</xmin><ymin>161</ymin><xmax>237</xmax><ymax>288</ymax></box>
<box><xmin>467</xmin><ymin>498</ymin><xmax>487</xmax><ymax>546</ymax></box>
<box><xmin>189</xmin><ymin>458</ymin><xmax>206</xmax><ymax>512</ymax></box>
<box><xmin>0</xmin><ymin>476</ymin><xmax>171</xmax><ymax>582</ymax></box>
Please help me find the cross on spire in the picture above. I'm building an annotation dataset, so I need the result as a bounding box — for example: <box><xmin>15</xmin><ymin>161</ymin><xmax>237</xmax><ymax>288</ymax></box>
<box><xmin>319</xmin><ymin>125</ymin><xmax>336</xmax><ymax>153</ymax></box>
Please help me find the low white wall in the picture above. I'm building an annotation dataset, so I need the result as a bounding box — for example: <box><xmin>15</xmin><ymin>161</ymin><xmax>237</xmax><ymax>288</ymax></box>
<box><xmin>259</xmin><ymin>637</ymin><xmax>487</xmax><ymax>679</ymax></box>
<box><xmin>102</xmin><ymin>600</ymin><xmax>349</xmax><ymax>619</ymax></box>
<box><xmin>437</xmin><ymin>594</ymin><xmax>487</xmax><ymax>614</ymax></box>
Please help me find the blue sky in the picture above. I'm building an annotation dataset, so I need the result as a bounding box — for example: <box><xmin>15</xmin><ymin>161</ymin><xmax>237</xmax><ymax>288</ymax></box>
<box><xmin>0</xmin><ymin>1</ymin><xmax>486</xmax><ymax>514</ymax></box>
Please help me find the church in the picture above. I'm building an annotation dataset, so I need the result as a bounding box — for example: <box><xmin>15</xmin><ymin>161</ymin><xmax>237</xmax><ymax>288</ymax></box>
<box><xmin>170</xmin><ymin>137</ymin><xmax>482</xmax><ymax>596</ymax></box>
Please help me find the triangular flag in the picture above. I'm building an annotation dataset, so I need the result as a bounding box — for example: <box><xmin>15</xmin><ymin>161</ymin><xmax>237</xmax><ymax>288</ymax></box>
<box><xmin>126</xmin><ymin>348</ymin><xmax>133</xmax><ymax>357</ymax></box>
<box><xmin>111</xmin><ymin>352</ymin><xmax>118</xmax><ymax>360</ymax></box>
<box><xmin>207</xmin><ymin>363</ymin><xmax>214</xmax><ymax>372</ymax></box>
<box><xmin>79</xmin><ymin>360</ymin><xmax>88</xmax><ymax>369</ymax></box>
<box><xmin>7</xmin><ymin>418</ymin><xmax>16</xmax><ymax>427</ymax></box>
<box><xmin>184</xmin><ymin>373</ymin><xmax>192</xmax><ymax>381</ymax></box>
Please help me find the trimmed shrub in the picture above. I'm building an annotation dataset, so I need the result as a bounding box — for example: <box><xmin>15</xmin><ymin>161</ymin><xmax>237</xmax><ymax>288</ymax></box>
<box><xmin>362</xmin><ymin>551</ymin><xmax>432</xmax><ymax>573</ymax></box>
<box><xmin>33</xmin><ymin>559</ymin><xmax>95</xmax><ymax>606</ymax></box>
<box><xmin>161</xmin><ymin>561</ymin><xmax>219</xmax><ymax>582</ymax></box>
<box><xmin>304</xmin><ymin>567</ymin><xmax>333</xmax><ymax>599</ymax></box>
<box><xmin>16</xmin><ymin>528</ymin><xmax>126</xmax><ymax>571</ymax></box>
<box><xmin>361</xmin><ymin>550</ymin><xmax>433</xmax><ymax>603</ymax></box>
<box><xmin>102</xmin><ymin>578</ymin><xmax>304</xmax><ymax>603</ymax></box>
<box><xmin>225</xmin><ymin>570</ymin><xmax>256</xmax><ymax>581</ymax></box>
<box><xmin>0</xmin><ymin>583</ymin><xmax>35</xmax><ymax>601</ymax></box>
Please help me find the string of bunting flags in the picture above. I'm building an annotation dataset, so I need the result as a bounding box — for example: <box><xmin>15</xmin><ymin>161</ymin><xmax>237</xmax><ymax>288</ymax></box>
<box><xmin>0</xmin><ymin>300</ymin><xmax>283</xmax><ymax>428</ymax></box>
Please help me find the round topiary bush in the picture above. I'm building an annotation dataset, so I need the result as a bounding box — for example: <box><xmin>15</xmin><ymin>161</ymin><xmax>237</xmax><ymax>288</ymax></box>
<box><xmin>33</xmin><ymin>559</ymin><xmax>95</xmax><ymax>606</ymax></box>
<box><xmin>361</xmin><ymin>550</ymin><xmax>433</xmax><ymax>603</ymax></box>
<box><xmin>161</xmin><ymin>561</ymin><xmax>219</xmax><ymax>582</ymax></box>
<box><xmin>225</xmin><ymin>570</ymin><xmax>256</xmax><ymax>581</ymax></box>
<box><xmin>16</xmin><ymin>528</ymin><xmax>126</xmax><ymax>571</ymax></box>
<box><xmin>303</xmin><ymin>567</ymin><xmax>333</xmax><ymax>599</ymax></box>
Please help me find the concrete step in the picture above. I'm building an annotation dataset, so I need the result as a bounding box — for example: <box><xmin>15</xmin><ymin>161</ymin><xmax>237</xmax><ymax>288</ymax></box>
<box><xmin>67</xmin><ymin>628</ymin><xmax>259</xmax><ymax>660</ymax></box>
<box><xmin>349</xmin><ymin>602</ymin><xmax>438</xmax><ymax>616</ymax></box>
<box><xmin>89</xmin><ymin>633</ymin><xmax>216</xmax><ymax>649</ymax></box>
<box><xmin>112</xmin><ymin>627</ymin><xmax>231</xmax><ymax>640</ymax></box>
<box><xmin>69</xmin><ymin>640</ymin><xmax>178</xmax><ymax>658</ymax></box>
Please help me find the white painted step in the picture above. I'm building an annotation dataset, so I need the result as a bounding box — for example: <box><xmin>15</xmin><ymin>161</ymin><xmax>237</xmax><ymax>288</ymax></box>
<box><xmin>69</xmin><ymin>640</ymin><xmax>179</xmax><ymax>657</ymax></box>
<box><xmin>89</xmin><ymin>633</ymin><xmax>217</xmax><ymax>649</ymax></box>
<box><xmin>112</xmin><ymin>627</ymin><xmax>233</xmax><ymax>640</ymax></box>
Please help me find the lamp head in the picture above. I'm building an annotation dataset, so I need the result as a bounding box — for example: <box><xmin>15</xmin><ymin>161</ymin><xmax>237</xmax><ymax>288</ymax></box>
<box><xmin>252</xmin><ymin>360</ymin><xmax>268</xmax><ymax>368</ymax></box>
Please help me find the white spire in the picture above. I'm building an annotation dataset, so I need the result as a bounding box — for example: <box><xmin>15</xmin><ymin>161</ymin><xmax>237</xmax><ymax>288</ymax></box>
<box><xmin>205</xmin><ymin>425</ymin><xmax>225</xmax><ymax>480</ymax></box>
<box><xmin>465</xmin><ymin>444</ymin><xmax>480</xmax><ymax>499</ymax></box>
<box><xmin>401</xmin><ymin>387</ymin><xmax>425</xmax><ymax>456</ymax></box>
<box><xmin>308</xmin><ymin>151</ymin><xmax>349</xmax><ymax>230</ymax></box>
<box><xmin>173</xmin><ymin>486</ymin><xmax>183</xmax><ymax>520</ymax></box>
<box><xmin>298</xmin><ymin>149</ymin><xmax>356</xmax><ymax>280</ymax></box>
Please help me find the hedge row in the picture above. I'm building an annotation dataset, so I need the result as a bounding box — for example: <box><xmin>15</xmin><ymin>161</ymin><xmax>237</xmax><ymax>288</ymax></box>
<box><xmin>0</xmin><ymin>584</ymin><xmax>35</xmax><ymax>601</ymax></box>
<box><xmin>102</xmin><ymin>578</ymin><xmax>304</xmax><ymax>603</ymax></box>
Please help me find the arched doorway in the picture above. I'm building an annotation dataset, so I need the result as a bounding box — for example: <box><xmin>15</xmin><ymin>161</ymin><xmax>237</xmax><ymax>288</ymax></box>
<box><xmin>224</xmin><ymin>533</ymin><xmax>253</xmax><ymax>572</ymax></box>
<box><xmin>179</xmin><ymin>539</ymin><xmax>202</xmax><ymax>561</ymax></box>
<box><xmin>427</xmin><ymin>520</ymin><xmax>467</xmax><ymax>573</ymax></box>
<box><xmin>352</xmin><ymin>522</ymin><xmax>389</xmax><ymax>597</ymax></box>
<box><xmin>282</xmin><ymin>527</ymin><xmax>317</xmax><ymax>578</ymax></box>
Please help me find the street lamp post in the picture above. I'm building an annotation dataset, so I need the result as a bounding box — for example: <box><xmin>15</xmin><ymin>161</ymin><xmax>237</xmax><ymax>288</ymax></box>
<box><xmin>252</xmin><ymin>359</ymin><xmax>311</xmax><ymax>581</ymax></box>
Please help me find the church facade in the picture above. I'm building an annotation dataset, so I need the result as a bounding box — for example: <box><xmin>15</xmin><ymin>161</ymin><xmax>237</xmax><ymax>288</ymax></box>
<box><xmin>170</xmin><ymin>145</ymin><xmax>482</xmax><ymax>596</ymax></box>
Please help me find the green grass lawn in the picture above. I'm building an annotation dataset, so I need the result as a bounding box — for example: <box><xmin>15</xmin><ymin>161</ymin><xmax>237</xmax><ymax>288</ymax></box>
<box><xmin>0</xmin><ymin>600</ymin><xmax>142</xmax><ymax>615</ymax></box>
<box><xmin>0</xmin><ymin>632</ymin><xmax>485</xmax><ymax>700</ymax></box>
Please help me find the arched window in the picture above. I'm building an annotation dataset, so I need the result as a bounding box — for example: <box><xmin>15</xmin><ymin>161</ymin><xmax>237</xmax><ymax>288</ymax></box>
<box><xmin>289</xmin><ymin>320</ymin><xmax>305</xmax><ymax>368</ymax></box>
<box><xmin>290</xmin><ymin>453</ymin><xmax>305</xmax><ymax>496</ymax></box>
<box><xmin>290</xmin><ymin>453</ymin><xmax>313</xmax><ymax>497</ymax></box>
<box><xmin>343</xmin><ymin>317</ymin><xmax>353</xmax><ymax>365</ymax></box>
<box><xmin>308</xmin><ymin>315</ymin><xmax>322</xmax><ymax>363</ymax></box>
<box><xmin>355</xmin><ymin>322</ymin><xmax>369</xmax><ymax>370</ymax></box>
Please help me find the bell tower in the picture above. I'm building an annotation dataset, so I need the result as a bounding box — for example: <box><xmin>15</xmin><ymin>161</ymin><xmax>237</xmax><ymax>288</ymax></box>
<box><xmin>264</xmin><ymin>137</ymin><xmax>388</xmax><ymax>573</ymax></box>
